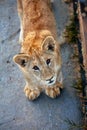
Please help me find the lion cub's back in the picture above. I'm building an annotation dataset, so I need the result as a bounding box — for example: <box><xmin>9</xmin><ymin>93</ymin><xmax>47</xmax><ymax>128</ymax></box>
<box><xmin>22</xmin><ymin>0</ymin><xmax>57</xmax><ymax>39</ymax></box>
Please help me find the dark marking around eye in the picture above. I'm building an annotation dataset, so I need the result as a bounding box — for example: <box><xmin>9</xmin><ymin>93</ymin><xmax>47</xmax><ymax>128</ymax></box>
<box><xmin>46</xmin><ymin>59</ymin><xmax>51</xmax><ymax>65</ymax></box>
<box><xmin>33</xmin><ymin>66</ymin><xmax>39</xmax><ymax>70</ymax></box>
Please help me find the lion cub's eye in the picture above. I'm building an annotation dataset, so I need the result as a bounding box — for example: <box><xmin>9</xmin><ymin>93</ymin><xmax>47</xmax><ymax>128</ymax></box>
<box><xmin>33</xmin><ymin>66</ymin><xmax>39</xmax><ymax>71</ymax></box>
<box><xmin>46</xmin><ymin>59</ymin><xmax>51</xmax><ymax>65</ymax></box>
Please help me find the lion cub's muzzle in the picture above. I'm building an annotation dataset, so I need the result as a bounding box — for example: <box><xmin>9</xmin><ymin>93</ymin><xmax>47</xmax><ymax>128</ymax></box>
<box><xmin>46</xmin><ymin>76</ymin><xmax>56</xmax><ymax>86</ymax></box>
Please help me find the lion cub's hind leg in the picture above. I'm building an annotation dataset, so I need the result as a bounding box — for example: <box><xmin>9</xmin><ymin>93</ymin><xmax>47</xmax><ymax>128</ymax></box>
<box><xmin>24</xmin><ymin>86</ymin><xmax>41</xmax><ymax>100</ymax></box>
<box><xmin>17</xmin><ymin>0</ymin><xmax>23</xmax><ymax>43</ymax></box>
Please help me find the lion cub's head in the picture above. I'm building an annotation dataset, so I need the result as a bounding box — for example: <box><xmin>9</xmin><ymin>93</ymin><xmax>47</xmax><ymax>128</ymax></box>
<box><xmin>13</xmin><ymin>36</ymin><xmax>61</xmax><ymax>86</ymax></box>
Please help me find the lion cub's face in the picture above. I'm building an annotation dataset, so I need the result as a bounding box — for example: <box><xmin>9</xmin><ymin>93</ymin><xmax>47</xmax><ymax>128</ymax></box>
<box><xmin>13</xmin><ymin>36</ymin><xmax>61</xmax><ymax>86</ymax></box>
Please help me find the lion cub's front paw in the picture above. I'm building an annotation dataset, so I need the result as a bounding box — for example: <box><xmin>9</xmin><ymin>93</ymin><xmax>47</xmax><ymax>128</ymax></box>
<box><xmin>45</xmin><ymin>87</ymin><xmax>60</xmax><ymax>98</ymax></box>
<box><xmin>56</xmin><ymin>82</ymin><xmax>63</xmax><ymax>89</ymax></box>
<box><xmin>24</xmin><ymin>86</ymin><xmax>40</xmax><ymax>100</ymax></box>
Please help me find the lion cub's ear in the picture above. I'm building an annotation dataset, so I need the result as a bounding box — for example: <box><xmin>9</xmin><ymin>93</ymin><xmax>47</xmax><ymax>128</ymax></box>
<box><xmin>42</xmin><ymin>36</ymin><xmax>56</xmax><ymax>52</ymax></box>
<box><xmin>13</xmin><ymin>54</ymin><xmax>30</xmax><ymax>67</ymax></box>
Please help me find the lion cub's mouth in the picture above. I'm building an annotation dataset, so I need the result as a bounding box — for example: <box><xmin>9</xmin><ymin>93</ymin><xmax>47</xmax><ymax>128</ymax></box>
<box><xmin>46</xmin><ymin>76</ymin><xmax>56</xmax><ymax>86</ymax></box>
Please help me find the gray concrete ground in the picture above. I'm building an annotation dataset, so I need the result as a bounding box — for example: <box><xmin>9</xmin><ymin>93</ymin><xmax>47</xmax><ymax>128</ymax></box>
<box><xmin>0</xmin><ymin>0</ymin><xmax>82</xmax><ymax>130</ymax></box>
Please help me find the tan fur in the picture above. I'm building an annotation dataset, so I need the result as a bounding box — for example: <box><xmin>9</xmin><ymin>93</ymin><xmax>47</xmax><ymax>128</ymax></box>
<box><xmin>13</xmin><ymin>0</ymin><xmax>63</xmax><ymax>100</ymax></box>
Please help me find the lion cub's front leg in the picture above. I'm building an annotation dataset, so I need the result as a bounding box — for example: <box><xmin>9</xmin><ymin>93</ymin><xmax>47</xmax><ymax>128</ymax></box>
<box><xmin>24</xmin><ymin>86</ymin><xmax>41</xmax><ymax>100</ymax></box>
<box><xmin>45</xmin><ymin>82</ymin><xmax>63</xmax><ymax>98</ymax></box>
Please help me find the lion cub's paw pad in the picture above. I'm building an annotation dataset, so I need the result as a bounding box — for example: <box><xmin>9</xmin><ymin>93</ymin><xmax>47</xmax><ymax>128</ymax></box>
<box><xmin>45</xmin><ymin>87</ymin><xmax>60</xmax><ymax>98</ymax></box>
<box><xmin>24</xmin><ymin>87</ymin><xmax>40</xmax><ymax>100</ymax></box>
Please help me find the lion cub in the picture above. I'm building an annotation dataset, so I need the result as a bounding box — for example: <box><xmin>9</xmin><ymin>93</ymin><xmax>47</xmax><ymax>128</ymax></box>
<box><xmin>13</xmin><ymin>0</ymin><xmax>63</xmax><ymax>100</ymax></box>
